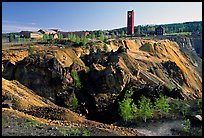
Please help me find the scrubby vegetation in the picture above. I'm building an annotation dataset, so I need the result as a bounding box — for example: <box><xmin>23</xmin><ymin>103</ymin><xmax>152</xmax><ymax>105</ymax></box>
<box><xmin>118</xmin><ymin>88</ymin><xmax>136</xmax><ymax>122</ymax></box>
<box><xmin>70</xmin><ymin>70</ymin><xmax>82</xmax><ymax>91</ymax></box>
<box><xmin>153</xmin><ymin>94</ymin><xmax>171</xmax><ymax>118</ymax></box>
<box><xmin>59</xmin><ymin>127</ymin><xmax>90</xmax><ymax>136</ymax></box>
<box><xmin>137</xmin><ymin>95</ymin><xmax>154</xmax><ymax>122</ymax></box>
<box><xmin>69</xmin><ymin>97</ymin><xmax>79</xmax><ymax>112</ymax></box>
<box><xmin>118</xmin><ymin>88</ymin><xmax>201</xmax><ymax>125</ymax></box>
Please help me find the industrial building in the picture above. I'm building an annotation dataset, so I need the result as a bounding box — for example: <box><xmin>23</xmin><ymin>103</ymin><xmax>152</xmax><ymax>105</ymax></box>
<box><xmin>127</xmin><ymin>10</ymin><xmax>134</xmax><ymax>35</ymax></box>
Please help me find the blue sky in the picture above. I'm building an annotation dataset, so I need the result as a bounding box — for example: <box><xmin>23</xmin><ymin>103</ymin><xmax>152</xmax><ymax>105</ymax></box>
<box><xmin>2</xmin><ymin>2</ymin><xmax>202</xmax><ymax>33</ymax></box>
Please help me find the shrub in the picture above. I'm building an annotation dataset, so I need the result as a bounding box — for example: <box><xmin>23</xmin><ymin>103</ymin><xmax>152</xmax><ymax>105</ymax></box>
<box><xmin>138</xmin><ymin>95</ymin><xmax>153</xmax><ymax>122</ymax></box>
<box><xmin>171</xmin><ymin>98</ymin><xmax>190</xmax><ymax>117</ymax></box>
<box><xmin>104</xmin><ymin>44</ymin><xmax>108</xmax><ymax>53</ymax></box>
<box><xmin>82</xmin><ymin>44</ymin><xmax>88</xmax><ymax>49</ymax></box>
<box><xmin>121</xmin><ymin>46</ymin><xmax>127</xmax><ymax>52</ymax></box>
<box><xmin>123</xmin><ymin>88</ymin><xmax>134</xmax><ymax>99</ymax></box>
<box><xmin>182</xmin><ymin>119</ymin><xmax>191</xmax><ymax>133</ymax></box>
<box><xmin>118</xmin><ymin>88</ymin><xmax>136</xmax><ymax>122</ymax></box>
<box><xmin>70</xmin><ymin>70</ymin><xmax>82</xmax><ymax>91</ymax></box>
<box><xmin>197</xmin><ymin>98</ymin><xmax>202</xmax><ymax>114</ymax></box>
<box><xmin>59</xmin><ymin>128</ymin><xmax>90</xmax><ymax>136</ymax></box>
<box><xmin>69</xmin><ymin>96</ymin><xmax>78</xmax><ymax>112</ymax></box>
<box><xmin>154</xmin><ymin>94</ymin><xmax>171</xmax><ymax>118</ymax></box>
<box><xmin>28</xmin><ymin>46</ymin><xmax>35</xmax><ymax>55</ymax></box>
<box><xmin>118</xmin><ymin>98</ymin><xmax>137</xmax><ymax>122</ymax></box>
<box><xmin>81</xmin><ymin>130</ymin><xmax>91</xmax><ymax>136</ymax></box>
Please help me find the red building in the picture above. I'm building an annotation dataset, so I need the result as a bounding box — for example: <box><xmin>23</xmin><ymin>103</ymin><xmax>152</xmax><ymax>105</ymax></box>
<box><xmin>127</xmin><ymin>10</ymin><xmax>134</xmax><ymax>35</ymax></box>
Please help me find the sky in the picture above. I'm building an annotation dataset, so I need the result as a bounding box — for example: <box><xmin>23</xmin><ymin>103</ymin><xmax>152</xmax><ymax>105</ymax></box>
<box><xmin>2</xmin><ymin>2</ymin><xmax>202</xmax><ymax>33</ymax></box>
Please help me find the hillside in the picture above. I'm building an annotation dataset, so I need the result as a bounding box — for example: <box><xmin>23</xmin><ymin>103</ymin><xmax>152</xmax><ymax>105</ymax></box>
<box><xmin>2</xmin><ymin>36</ymin><xmax>202</xmax><ymax>136</ymax></box>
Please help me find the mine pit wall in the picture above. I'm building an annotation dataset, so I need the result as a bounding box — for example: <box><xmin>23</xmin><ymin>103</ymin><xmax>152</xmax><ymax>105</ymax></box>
<box><xmin>155</xmin><ymin>35</ymin><xmax>202</xmax><ymax>78</ymax></box>
<box><xmin>2</xmin><ymin>36</ymin><xmax>202</xmax><ymax>124</ymax></box>
<box><xmin>189</xmin><ymin>35</ymin><xmax>202</xmax><ymax>58</ymax></box>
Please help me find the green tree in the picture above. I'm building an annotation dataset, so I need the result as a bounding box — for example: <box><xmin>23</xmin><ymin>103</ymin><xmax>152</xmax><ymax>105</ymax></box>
<box><xmin>17</xmin><ymin>37</ymin><xmax>22</xmax><ymax>43</ymax></box>
<box><xmin>171</xmin><ymin>98</ymin><xmax>190</xmax><ymax>117</ymax></box>
<box><xmin>104</xmin><ymin>44</ymin><xmax>108</xmax><ymax>53</ymax></box>
<box><xmin>69</xmin><ymin>97</ymin><xmax>78</xmax><ymax>112</ymax></box>
<box><xmin>58</xmin><ymin>34</ymin><xmax>63</xmax><ymax>39</ymax></box>
<box><xmin>43</xmin><ymin>34</ymin><xmax>49</xmax><ymax>41</ymax></box>
<box><xmin>91</xmin><ymin>32</ymin><xmax>95</xmax><ymax>40</ymax></box>
<box><xmin>118</xmin><ymin>88</ymin><xmax>137</xmax><ymax>122</ymax></box>
<box><xmin>121</xmin><ymin>30</ymin><xmax>125</xmax><ymax>37</ymax></box>
<box><xmin>100</xmin><ymin>32</ymin><xmax>104</xmax><ymax>42</ymax></box>
<box><xmin>112</xmin><ymin>33</ymin><xmax>116</xmax><ymax>39</ymax></box>
<box><xmin>81</xmin><ymin>35</ymin><xmax>88</xmax><ymax>46</ymax></box>
<box><xmin>154</xmin><ymin>94</ymin><xmax>171</xmax><ymax>118</ymax></box>
<box><xmin>138</xmin><ymin>95</ymin><xmax>153</xmax><ymax>122</ymax></box>
<box><xmin>9</xmin><ymin>34</ymin><xmax>15</xmax><ymax>42</ymax></box>
<box><xmin>76</xmin><ymin>36</ymin><xmax>80</xmax><ymax>44</ymax></box>
<box><xmin>28</xmin><ymin>46</ymin><xmax>34</xmax><ymax>55</ymax></box>
<box><xmin>71</xmin><ymin>34</ymin><xmax>76</xmax><ymax>42</ymax></box>
<box><xmin>67</xmin><ymin>34</ymin><xmax>71</xmax><ymax>40</ymax></box>
<box><xmin>70</xmin><ymin>70</ymin><xmax>82</xmax><ymax>91</ymax></box>
<box><xmin>119</xmin><ymin>98</ymin><xmax>137</xmax><ymax>122</ymax></box>
<box><xmin>23</xmin><ymin>37</ymin><xmax>27</xmax><ymax>42</ymax></box>
<box><xmin>49</xmin><ymin>34</ymin><xmax>54</xmax><ymax>39</ymax></box>
<box><xmin>197</xmin><ymin>98</ymin><xmax>202</xmax><ymax>114</ymax></box>
<box><xmin>137</xmin><ymin>25</ymin><xmax>141</xmax><ymax>36</ymax></box>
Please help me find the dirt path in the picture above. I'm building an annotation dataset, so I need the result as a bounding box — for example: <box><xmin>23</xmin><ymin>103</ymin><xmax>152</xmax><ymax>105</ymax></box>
<box><xmin>134</xmin><ymin>119</ymin><xmax>184</xmax><ymax>136</ymax></box>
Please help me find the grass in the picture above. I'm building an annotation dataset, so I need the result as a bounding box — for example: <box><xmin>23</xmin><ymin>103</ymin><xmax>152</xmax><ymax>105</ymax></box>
<box><xmin>2</xmin><ymin>116</ymin><xmax>7</xmax><ymax>127</ymax></box>
<box><xmin>59</xmin><ymin>127</ymin><xmax>91</xmax><ymax>136</ymax></box>
<box><xmin>15</xmin><ymin>118</ymin><xmax>45</xmax><ymax>129</ymax></box>
<box><xmin>2</xmin><ymin>113</ymin><xmax>45</xmax><ymax>129</ymax></box>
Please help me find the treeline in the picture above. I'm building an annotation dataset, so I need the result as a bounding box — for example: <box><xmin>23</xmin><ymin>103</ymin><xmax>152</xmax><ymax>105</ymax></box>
<box><xmin>110</xmin><ymin>21</ymin><xmax>202</xmax><ymax>36</ymax></box>
<box><xmin>2</xmin><ymin>21</ymin><xmax>202</xmax><ymax>40</ymax></box>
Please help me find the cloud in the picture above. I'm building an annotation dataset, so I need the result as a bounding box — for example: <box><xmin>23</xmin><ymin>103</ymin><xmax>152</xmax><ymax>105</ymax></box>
<box><xmin>2</xmin><ymin>24</ymin><xmax>40</xmax><ymax>33</ymax></box>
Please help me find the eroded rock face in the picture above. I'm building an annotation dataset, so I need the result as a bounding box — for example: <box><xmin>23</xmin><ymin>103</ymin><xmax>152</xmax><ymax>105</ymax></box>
<box><xmin>2</xmin><ymin>60</ymin><xmax>16</xmax><ymax>80</ymax></box>
<box><xmin>2</xmin><ymin>52</ymin><xmax>85</xmax><ymax>108</ymax></box>
<box><xmin>162</xmin><ymin>60</ymin><xmax>185</xmax><ymax>85</ymax></box>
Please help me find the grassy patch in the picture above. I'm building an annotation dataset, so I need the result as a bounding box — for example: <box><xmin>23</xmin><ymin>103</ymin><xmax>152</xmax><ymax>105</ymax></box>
<box><xmin>2</xmin><ymin>116</ymin><xmax>7</xmax><ymax>127</ymax></box>
<box><xmin>59</xmin><ymin>127</ymin><xmax>91</xmax><ymax>136</ymax></box>
<box><xmin>165</xmin><ymin>32</ymin><xmax>191</xmax><ymax>36</ymax></box>
<box><xmin>15</xmin><ymin>118</ymin><xmax>45</xmax><ymax>129</ymax></box>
